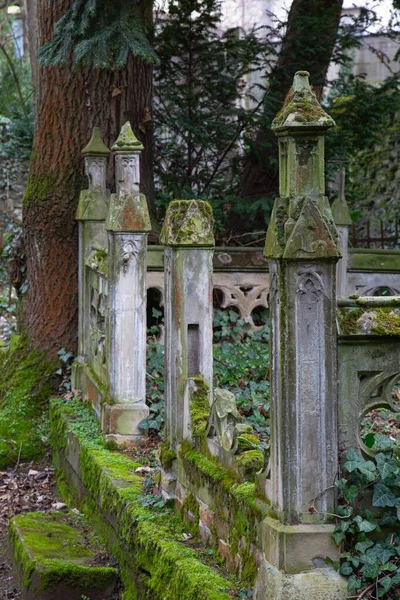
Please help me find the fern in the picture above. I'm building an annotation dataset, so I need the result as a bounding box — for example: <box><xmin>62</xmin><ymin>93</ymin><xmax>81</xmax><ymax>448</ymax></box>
<box><xmin>38</xmin><ymin>0</ymin><xmax>157</xmax><ymax>69</ymax></box>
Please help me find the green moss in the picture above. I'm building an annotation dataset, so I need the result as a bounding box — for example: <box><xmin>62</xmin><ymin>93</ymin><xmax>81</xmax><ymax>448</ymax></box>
<box><xmin>236</xmin><ymin>450</ymin><xmax>264</xmax><ymax>477</ymax></box>
<box><xmin>87</xmin><ymin>248</ymin><xmax>108</xmax><ymax>276</ymax></box>
<box><xmin>9</xmin><ymin>512</ymin><xmax>118</xmax><ymax>591</ymax></box>
<box><xmin>112</xmin><ymin>122</ymin><xmax>143</xmax><ymax>151</ymax></box>
<box><xmin>273</xmin><ymin>72</ymin><xmax>334</xmax><ymax>129</ymax></box>
<box><xmin>237</xmin><ymin>433</ymin><xmax>260</xmax><ymax>452</ymax></box>
<box><xmin>338</xmin><ymin>306</ymin><xmax>400</xmax><ymax>335</ymax></box>
<box><xmin>82</xmin><ymin>127</ymin><xmax>110</xmax><ymax>155</ymax></box>
<box><xmin>231</xmin><ymin>482</ymin><xmax>257</xmax><ymax>502</ymax></box>
<box><xmin>23</xmin><ymin>172</ymin><xmax>57</xmax><ymax>206</ymax></box>
<box><xmin>182</xmin><ymin>493</ymin><xmax>200</xmax><ymax>537</ymax></box>
<box><xmin>0</xmin><ymin>335</ymin><xmax>56</xmax><ymax>467</ymax></box>
<box><xmin>180</xmin><ymin>441</ymin><xmax>228</xmax><ymax>483</ymax></box>
<box><xmin>371</xmin><ymin>308</ymin><xmax>400</xmax><ymax>336</ymax></box>
<box><xmin>50</xmin><ymin>400</ymin><xmax>236</xmax><ymax>600</ymax></box>
<box><xmin>160</xmin><ymin>442</ymin><xmax>177</xmax><ymax>470</ymax></box>
<box><xmin>189</xmin><ymin>377</ymin><xmax>211</xmax><ymax>439</ymax></box>
<box><xmin>160</xmin><ymin>200</ymin><xmax>215</xmax><ymax>246</ymax></box>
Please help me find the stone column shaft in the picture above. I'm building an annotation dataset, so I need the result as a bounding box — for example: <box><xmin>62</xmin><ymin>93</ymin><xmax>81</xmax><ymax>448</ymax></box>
<box><xmin>161</xmin><ymin>200</ymin><xmax>215</xmax><ymax>449</ymax></box>
<box><xmin>104</xmin><ymin>122</ymin><xmax>151</xmax><ymax>439</ymax></box>
<box><xmin>75</xmin><ymin>127</ymin><xmax>110</xmax><ymax>360</ymax></box>
<box><xmin>265</xmin><ymin>71</ymin><xmax>341</xmax><ymax>525</ymax></box>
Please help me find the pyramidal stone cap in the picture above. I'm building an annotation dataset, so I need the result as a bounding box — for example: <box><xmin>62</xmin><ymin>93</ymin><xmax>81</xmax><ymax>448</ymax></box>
<box><xmin>112</xmin><ymin>122</ymin><xmax>144</xmax><ymax>152</ymax></box>
<box><xmin>82</xmin><ymin>127</ymin><xmax>110</xmax><ymax>155</ymax></box>
<box><xmin>272</xmin><ymin>70</ymin><xmax>335</xmax><ymax>131</ymax></box>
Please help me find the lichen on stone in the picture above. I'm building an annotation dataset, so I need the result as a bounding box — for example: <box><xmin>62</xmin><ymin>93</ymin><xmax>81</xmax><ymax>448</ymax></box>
<box><xmin>82</xmin><ymin>127</ymin><xmax>110</xmax><ymax>156</ymax></box>
<box><xmin>338</xmin><ymin>305</ymin><xmax>400</xmax><ymax>336</ymax></box>
<box><xmin>112</xmin><ymin>122</ymin><xmax>144</xmax><ymax>152</ymax></box>
<box><xmin>236</xmin><ymin>449</ymin><xmax>264</xmax><ymax>478</ymax></box>
<box><xmin>189</xmin><ymin>376</ymin><xmax>211</xmax><ymax>440</ymax></box>
<box><xmin>272</xmin><ymin>71</ymin><xmax>335</xmax><ymax>131</ymax></box>
<box><xmin>160</xmin><ymin>200</ymin><xmax>215</xmax><ymax>247</ymax></box>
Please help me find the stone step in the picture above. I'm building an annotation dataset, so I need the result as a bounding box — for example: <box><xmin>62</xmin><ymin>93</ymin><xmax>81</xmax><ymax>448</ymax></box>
<box><xmin>9</xmin><ymin>511</ymin><xmax>120</xmax><ymax>600</ymax></box>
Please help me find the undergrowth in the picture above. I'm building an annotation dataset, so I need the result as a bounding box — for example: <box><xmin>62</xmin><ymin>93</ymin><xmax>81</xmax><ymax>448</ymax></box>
<box><xmin>335</xmin><ymin>435</ymin><xmax>400</xmax><ymax>599</ymax></box>
<box><xmin>140</xmin><ymin>309</ymin><xmax>270</xmax><ymax>437</ymax></box>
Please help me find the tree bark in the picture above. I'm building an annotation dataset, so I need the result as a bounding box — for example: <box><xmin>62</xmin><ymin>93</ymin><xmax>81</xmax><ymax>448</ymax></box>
<box><xmin>24</xmin><ymin>0</ymin><xmax>38</xmax><ymax>90</ymax></box>
<box><xmin>22</xmin><ymin>0</ymin><xmax>154</xmax><ymax>357</ymax></box>
<box><xmin>239</xmin><ymin>0</ymin><xmax>343</xmax><ymax>200</ymax></box>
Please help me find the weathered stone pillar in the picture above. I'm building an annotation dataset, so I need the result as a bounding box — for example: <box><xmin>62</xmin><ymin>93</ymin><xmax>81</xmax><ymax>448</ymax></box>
<box><xmin>331</xmin><ymin>168</ymin><xmax>352</xmax><ymax>297</ymax></box>
<box><xmin>103</xmin><ymin>123</ymin><xmax>151</xmax><ymax>440</ymax></box>
<box><xmin>160</xmin><ymin>200</ymin><xmax>215</xmax><ymax>449</ymax></box>
<box><xmin>75</xmin><ymin>127</ymin><xmax>110</xmax><ymax>360</ymax></box>
<box><xmin>258</xmin><ymin>72</ymin><xmax>347</xmax><ymax>599</ymax></box>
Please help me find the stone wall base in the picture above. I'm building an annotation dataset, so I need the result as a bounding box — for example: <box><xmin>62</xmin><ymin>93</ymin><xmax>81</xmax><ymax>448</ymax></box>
<box><xmin>102</xmin><ymin>402</ymin><xmax>149</xmax><ymax>437</ymax></box>
<box><xmin>261</xmin><ymin>516</ymin><xmax>340</xmax><ymax>573</ymax></box>
<box><xmin>254</xmin><ymin>559</ymin><xmax>347</xmax><ymax>600</ymax></box>
<box><xmin>72</xmin><ymin>361</ymin><xmax>149</xmax><ymax>438</ymax></box>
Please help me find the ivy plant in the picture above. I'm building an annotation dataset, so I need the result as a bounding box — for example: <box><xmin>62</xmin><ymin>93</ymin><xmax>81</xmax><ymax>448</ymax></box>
<box><xmin>140</xmin><ymin>309</ymin><xmax>270</xmax><ymax>438</ymax></box>
<box><xmin>335</xmin><ymin>435</ymin><xmax>400</xmax><ymax>599</ymax></box>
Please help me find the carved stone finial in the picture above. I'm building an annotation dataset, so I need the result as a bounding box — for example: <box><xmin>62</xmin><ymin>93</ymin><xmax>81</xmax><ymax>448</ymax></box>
<box><xmin>82</xmin><ymin>127</ymin><xmax>110</xmax><ymax>156</ymax></box>
<box><xmin>272</xmin><ymin>71</ymin><xmax>335</xmax><ymax>132</ymax></box>
<box><xmin>112</xmin><ymin>122</ymin><xmax>144</xmax><ymax>153</ymax></box>
<box><xmin>160</xmin><ymin>200</ymin><xmax>215</xmax><ymax>247</ymax></box>
<box><xmin>265</xmin><ymin>69</ymin><xmax>340</xmax><ymax>260</ymax></box>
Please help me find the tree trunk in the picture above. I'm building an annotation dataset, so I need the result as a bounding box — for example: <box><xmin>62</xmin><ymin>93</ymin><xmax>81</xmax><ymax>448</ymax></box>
<box><xmin>239</xmin><ymin>0</ymin><xmax>343</xmax><ymax>200</ymax></box>
<box><xmin>22</xmin><ymin>0</ymin><xmax>154</xmax><ymax>357</ymax></box>
<box><xmin>24</xmin><ymin>0</ymin><xmax>38</xmax><ymax>90</ymax></box>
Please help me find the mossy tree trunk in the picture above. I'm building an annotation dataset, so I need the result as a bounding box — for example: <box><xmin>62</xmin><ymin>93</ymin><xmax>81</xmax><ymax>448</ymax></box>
<box><xmin>239</xmin><ymin>0</ymin><xmax>343</xmax><ymax>201</ymax></box>
<box><xmin>22</xmin><ymin>0</ymin><xmax>154</xmax><ymax>357</ymax></box>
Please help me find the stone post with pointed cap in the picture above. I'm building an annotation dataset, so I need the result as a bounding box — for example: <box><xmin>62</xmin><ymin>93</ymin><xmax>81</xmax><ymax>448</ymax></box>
<box><xmin>331</xmin><ymin>168</ymin><xmax>352</xmax><ymax>297</ymax></box>
<box><xmin>259</xmin><ymin>72</ymin><xmax>346</xmax><ymax>591</ymax></box>
<box><xmin>103</xmin><ymin>122</ymin><xmax>151</xmax><ymax>441</ymax></box>
<box><xmin>160</xmin><ymin>200</ymin><xmax>215</xmax><ymax>452</ymax></box>
<box><xmin>74</xmin><ymin>127</ymin><xmax>110</xmax><ymax>361</ymax></box>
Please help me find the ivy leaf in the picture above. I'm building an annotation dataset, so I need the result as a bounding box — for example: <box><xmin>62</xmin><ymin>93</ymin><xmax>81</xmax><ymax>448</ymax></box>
<box><xmin>376</xmin><ymin>453</ymin><xmax>399</xmax><ymax>481</ymax></box>
<box><xmin>339</xmin><ymin>561</ymin><xmax>353</xmax><ymax>576</ymax></box>
<box><xmin>370</xmin><ymin>543</ymin><xmax>397</xmax><ymax>564</ymax></box>
<box><xmin>347</xmin><ymin>575</ymin><xmax>363</xmax><ymax>592</ymax></box>
<box><xmin>333</xmin><ymin>530</ymin><xmax>345</xmax><ymax>545</ymax></box>
<box><xmin>373</xmin><ymin>434</ymin><xmax>396</xmax><ymax>451</ymax></box>
<box><xmin>361</xmin><ymin>562</ymin><xmax>380</xmax><ymax>579</ymax></box>
<box><xmin>355</xmin><ymin>539</ymin><xmax>374</xmax><ymax>554</ymax></box>
<box><xmin>373</xmin><ymin>483</ymin><xmax>397</xmax><ymax>507</ymax></box>
<box><xmin>343</xmin><ymin>485</ymin><xmax>359</xmax><ymax>503</ymax></box>
<box><xmin>354</xmin><ymin>515</ymin><xmax>377</xmax><ymax>533</ymax></box>
<box><xmin>378</xmin><ymin>576</ymin><xmax>393</xmax><ymax>597</ymax></box>
<box><xmin>380</xmin><ymin>512</ymin><xmax>397</xmax><ymax>527</ymax></box>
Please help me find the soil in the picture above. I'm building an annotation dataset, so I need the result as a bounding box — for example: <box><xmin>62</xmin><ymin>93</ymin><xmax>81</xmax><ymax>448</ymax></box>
<box><xmin>0</xmin><ymin>457</ymin><xmax>121</xmax><ymax>600</ymax></box>
<box><xmin>0</xmin><ymin>457</ymin><xmax>58</xmax><ymax>599</ymax></box>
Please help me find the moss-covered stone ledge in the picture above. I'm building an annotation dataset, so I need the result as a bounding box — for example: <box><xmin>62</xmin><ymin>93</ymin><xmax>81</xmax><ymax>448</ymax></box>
<box><xmin>50</xmin><ymin>397</ymin><xmax>235</xmax><ymax>600</ymax></box>
<box><xmin>176</xmin><ymin>441</ymin><xmax>272</xmax><ymax>583</ymax></box>
<box><xmin>9</xmin><ymin>511</ymin><xmax>119</xmax><ymax>600</ymax></box>
<box><xmin>337</xmin><ymin>296</ymin><xmax>400</xmax><ymax>336</ymax></box>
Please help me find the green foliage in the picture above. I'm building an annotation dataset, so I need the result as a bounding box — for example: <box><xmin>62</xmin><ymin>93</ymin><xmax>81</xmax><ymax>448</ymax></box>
<box><xmin>334</xmin><ymin>437</ymin><xmax>400</xmax><ymax>598</ymax></box>
<box><xmin>213</xmin><ymin>310</ymin><xmax>270</xmax><ymax>437</ymax></box>
<box><xmin>325</xmin><ymin>71</ymin><xmax>400</xmax><ymax>208</ymax></box>
<box><xmin>0</xmin><ymin>15</ymin><xmax>33</xmax><ymax>122</ymax></box>
<box><xmin>140</xmin><ymin>310</ymin><xmax>270</xmax><ymax>438</ymax></box>
<box><xmin>38</xmin><ymin>0</ymin><xmax>157</xmax><ymax>69</ymax></box>
<box><xmin>153</xmin><ymin>0</ymin><xmax>272</xmax><ymax>230</ymax></box>
<box><xmin>140</xmin><ymin>328</ymin><xmax>165</xmax><ymax>433</ymax></box>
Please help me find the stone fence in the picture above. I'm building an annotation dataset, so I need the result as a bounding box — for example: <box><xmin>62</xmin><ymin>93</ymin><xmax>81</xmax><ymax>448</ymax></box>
<box><xmin>72</xmin><ymin>72</ymin><xmax>400</xmax><ymax>600</ymax></box>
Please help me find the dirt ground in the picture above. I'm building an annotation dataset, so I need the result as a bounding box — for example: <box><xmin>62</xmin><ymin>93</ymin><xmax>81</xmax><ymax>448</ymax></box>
<box><xmin>0</xmin><ymin>457</ymin><xmax>58</xmax><ymax>599</ymax></box>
